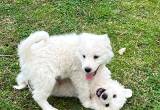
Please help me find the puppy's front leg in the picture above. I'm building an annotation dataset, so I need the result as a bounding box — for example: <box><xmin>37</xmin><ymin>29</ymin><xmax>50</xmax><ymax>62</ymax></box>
<box><xmin>70</xmin><ymin>73</ymin><xmax>95</xmax><ymax>109</ymax></box>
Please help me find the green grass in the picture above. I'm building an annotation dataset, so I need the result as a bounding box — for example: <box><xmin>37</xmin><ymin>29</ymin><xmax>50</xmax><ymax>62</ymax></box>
<box><xmin>0</xmin><ymin>0</ymin><xmax>160</xmax><ymax>110</ymax></box>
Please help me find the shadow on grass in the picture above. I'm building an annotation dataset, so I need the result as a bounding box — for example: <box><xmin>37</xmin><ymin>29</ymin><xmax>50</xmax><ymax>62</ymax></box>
<box><xmin>49</xmin><ymin>96</ymin><xmax>92</xmax><ymax>110</ymax></box>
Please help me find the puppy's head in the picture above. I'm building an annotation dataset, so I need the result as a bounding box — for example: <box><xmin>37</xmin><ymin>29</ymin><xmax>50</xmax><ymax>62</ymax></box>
<box><xmin>77</xmin><ymin>33</ymin><xmax>114</xmax><ymax>80</ymax></box>
<box><xmin>95</xmin><ymin>81</ymin><xmax>132</xmax><ymax>110</ymax></box>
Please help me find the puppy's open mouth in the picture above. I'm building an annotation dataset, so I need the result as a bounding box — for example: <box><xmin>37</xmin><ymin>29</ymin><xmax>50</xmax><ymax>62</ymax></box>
<box><xmin>86</xmin><ymin>65</ymin><xmax>100</xmax><ymax>80</ymax></box>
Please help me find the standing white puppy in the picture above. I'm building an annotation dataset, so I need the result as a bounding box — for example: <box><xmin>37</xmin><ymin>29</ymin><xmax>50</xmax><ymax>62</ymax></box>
<box><xmin>14</xmin><ymin>31</ymin><xmax>114</xmax><ymax>110</ymax></box>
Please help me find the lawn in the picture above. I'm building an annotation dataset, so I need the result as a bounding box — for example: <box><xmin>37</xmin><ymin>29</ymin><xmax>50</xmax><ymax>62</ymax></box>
<box><xmin>0</xmin><ymin>0</ymin><xmax>160</xmax><ymax>110</ymax></box>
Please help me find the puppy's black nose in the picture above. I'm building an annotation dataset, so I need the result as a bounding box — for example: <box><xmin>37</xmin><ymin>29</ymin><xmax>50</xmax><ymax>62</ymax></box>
<box><xmin>85</xmin><ymin>67</ymin><xmax>91</xmax><ymax>73</ymax></box>
<box><xmin>102</xmin><ymin>93</ymin><xmax>108</xmax><ymax>100</ymax></box>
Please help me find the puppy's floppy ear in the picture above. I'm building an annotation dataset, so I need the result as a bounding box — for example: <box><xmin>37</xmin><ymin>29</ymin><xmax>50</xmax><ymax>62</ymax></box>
<box><xmin>96</xmin><ymin>88</ymin><xmax>106</xmax><ymax>97</ymax></box>
<box><xmin>102</xmin><ymin>34</ymin><xmax>111</xmax><ymax>44</ymax></box>
<box><xmin>102</xmin><ymin>34</ymin><xmax>112</xmax><ymax>51</ymax></box>
<box><xmin>123</xmin><ymin>89</ymin><xmax>132</xmax><ymax>98</ymax></box>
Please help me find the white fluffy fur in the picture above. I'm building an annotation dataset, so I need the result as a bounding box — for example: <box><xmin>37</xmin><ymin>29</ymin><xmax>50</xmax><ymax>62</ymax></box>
<box><xmin>52</xmin><ymin>66</ymin><xmax>132</xmax><ymax>110</ymax></box>
<box><xmin>90</xmin><ymin>67</ymin><xmax>132</xmax><ymax>110</ymax></box>
<box><xmin>14</xmin><ymin>31</ymin><xmax>114</xmax><ymax>110</ymax></box>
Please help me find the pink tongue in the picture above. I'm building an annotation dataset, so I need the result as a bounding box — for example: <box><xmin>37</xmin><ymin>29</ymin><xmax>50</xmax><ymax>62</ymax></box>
<box><xmin>86</xmin><ymin>73</ymin><xmax>93</xmax><ymax>80</ymax></box>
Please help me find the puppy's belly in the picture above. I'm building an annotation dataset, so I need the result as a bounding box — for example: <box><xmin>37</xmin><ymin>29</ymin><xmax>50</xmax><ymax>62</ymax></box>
<box><xmin>52</xmin><ymin>78</ymin><xmax>77</xmax><ymax>97</ymax></box>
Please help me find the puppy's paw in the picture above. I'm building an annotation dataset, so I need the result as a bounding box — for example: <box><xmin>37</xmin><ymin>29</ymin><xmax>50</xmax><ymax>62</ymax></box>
<box><xmin>47</xmin><ymin>108</ymin><xmax>58</xmax><ymax>110</ymax></box>
<box><xmin>13</xmin><ymin>85</ymin><xmax>25</xmax><ymax>90</ymax></box>
<box><xmin>45</xmin><ymin>107</ymin><xmax>58</xmax><ymax>110</ymax></box>
<box><xmin>82</xmin><ymin>101</ymin><xmax>95</xmax><ymax>109</ymax></box>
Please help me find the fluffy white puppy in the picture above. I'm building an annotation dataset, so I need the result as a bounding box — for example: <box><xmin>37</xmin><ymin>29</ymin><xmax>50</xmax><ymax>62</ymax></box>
<box><xmin>13</xmin><ymin>31</ymin><xmax>114</xmax><ymax>110</ymax></box>
<box><xmin>51</xmin><ymin>66</ymin><xmax>132</xmax><ymax>110</ymax></box>
<box><xmin>91</xmin><ymin>73</ymin><xmax>132</xmax><ymax>110</ymax></box>
<box><xmin>89</xmin><ymin>66</ymin><xmax>132</xmax><ymax>110</ymax></box>
<box><xmin>93</xmin><ymin>80</ymin><xmax>132</xmax><ymax>110</ymax></box>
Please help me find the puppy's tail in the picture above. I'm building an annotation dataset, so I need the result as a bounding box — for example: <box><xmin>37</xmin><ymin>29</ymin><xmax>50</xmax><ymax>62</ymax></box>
<box><xmin>18</xmin><ymin>31</ymin><xmax>49</xmax><ymax>61</ymax></box>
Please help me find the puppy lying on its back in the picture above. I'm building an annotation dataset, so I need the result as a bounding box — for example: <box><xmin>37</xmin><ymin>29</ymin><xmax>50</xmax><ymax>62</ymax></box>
<box><xmin>92</xmin><ymin>79</ymin><xmax>132</xmax><ymax>110</ymax></box>
<box><xmin>90</xmin><ymin>69</ymin><xmax>132</xmax><ymax>110</ymax></box>
<box><xmin>52</xmin><ymin>66</ymin><xmax>132</xmax><ymax>110</ymax></box>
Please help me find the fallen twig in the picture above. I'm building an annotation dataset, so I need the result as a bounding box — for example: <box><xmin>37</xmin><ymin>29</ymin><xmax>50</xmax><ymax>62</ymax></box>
<box><xmin>0</xmin><ymin>54</ymin><xmax>14</xmax><ymax>57</ymax></box>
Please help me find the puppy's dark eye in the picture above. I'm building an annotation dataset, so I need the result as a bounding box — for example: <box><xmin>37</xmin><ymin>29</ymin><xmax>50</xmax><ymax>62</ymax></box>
<box><xmin>82</xmin><ymin>55</ymin><xmax>86</xmax><ymax>58</ymax></box>
<box><xmin>93</xmin><ymin>55</ymin><xmax>99</xmax><ymax>59</ymax></box>
<box><xmin>102</xmin><ymin>93</ymin><xmax>108</xmax><ymax>100</ymax></box>
<box><xmin>105</xmin><ymin>103</ymin><xmax>109</xmax><ymax>107</ymax></box>
<box><xmin>113</xmin><ymin>94</ymin><xmax>117</xmax><ymax>98</ymax></box>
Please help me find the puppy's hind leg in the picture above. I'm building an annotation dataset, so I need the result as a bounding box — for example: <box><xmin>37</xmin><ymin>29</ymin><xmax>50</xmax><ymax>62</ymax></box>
<box><xmin>32</xmin><ymin>74</ymin><xmax>58</xmax><ymax>110</ymax></box>
<box><xmin>13</xmin><ymin>72</ymin><xmax>27</xmax><ymax>90</ymax></box>
<box><xmin>32</xmin><ymin>83</ymin><xmax>58</xmax><ymax>110</ymax></box>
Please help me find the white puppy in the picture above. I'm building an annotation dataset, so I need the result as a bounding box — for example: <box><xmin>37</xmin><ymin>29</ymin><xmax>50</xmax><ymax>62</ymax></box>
<box><xmin>51</xmin><ymin>66</ymin><xmax>132</xmax><ymax>110</ymax></box>
<box><xmin>91</xmin><ymin>69</ymin><xmax>132</xmax><ymax>110</ymax></box>
<box><xmin>93</xmin><ymin>80</ymin><xmax>132</xmax><ymax>110</ymax></box>
<box><xmin>14</xmin><ymin>31</ymin><xmax>114</xmax><ymax>110</ymax></box>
